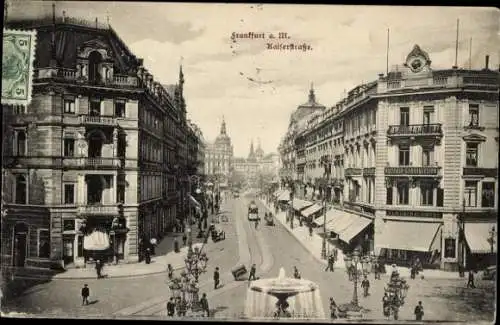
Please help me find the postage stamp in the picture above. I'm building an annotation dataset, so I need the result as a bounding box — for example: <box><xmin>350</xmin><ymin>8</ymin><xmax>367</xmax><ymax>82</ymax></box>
<box><xmin>1</xmin><ymin>28</ymin><xmax>37</xmax><ymax>106</ymax></box>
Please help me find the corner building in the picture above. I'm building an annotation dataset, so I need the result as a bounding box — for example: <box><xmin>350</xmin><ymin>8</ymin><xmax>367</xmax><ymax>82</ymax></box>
<box><xmin>2</xmin><ymin>16</ymin><xmax>196</xmax><ymax>269</ymax></box>
<box><xmin>286</xmin><ymin>45</ymin><xmax>498</xmax><ymax>271</ymax></box>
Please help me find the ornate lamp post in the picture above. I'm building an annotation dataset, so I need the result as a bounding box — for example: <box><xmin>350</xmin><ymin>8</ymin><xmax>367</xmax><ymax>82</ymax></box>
<box><xmin>384</xmin><ymin>274</ymin><xmax>410</xmax><ymax>320</ymax></box>
<box><xmin>342</xmin><ymin>248</ymin><xmax>368</xmax><ymax>314</ymax></box>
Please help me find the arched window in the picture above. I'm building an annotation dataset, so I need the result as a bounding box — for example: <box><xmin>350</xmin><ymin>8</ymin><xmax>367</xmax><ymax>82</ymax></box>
<box><xmin>15</xmin><ymin>175</ymin><xmax>27</xmax><ymax>204</ymax></box>
<box><xmin>88</xmin><ymin>51</ymin><xmax>103</xmax><ymax>84</ymax></box>
<box><xmin>17</xmin><ymin>131</ymin><xmax>27</xmax><ymax>156</ymax></box>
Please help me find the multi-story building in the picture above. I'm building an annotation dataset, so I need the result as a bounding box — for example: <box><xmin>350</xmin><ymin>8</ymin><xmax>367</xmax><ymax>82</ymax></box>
<box><xmin>1</xmin><ymin>15</ymin><xmax>201</xmax><ymax>269</ymax></box>
<box><xmin>204</xmin><ymin>118</ymin><xmax>233</xmax><ymax>187</ymax></box>
<box><xmin>278</xmin><ymin>85</ymin><xmax>326</xmax><ymax>191</ymax></box>
<box><xmin>188</xmin><ymin>121</ymin><xmax>206</xmax><ymax>179</ymax></box>
<box><xmin>281</xmin><ymin>45</ymin><xmax>498</xmax><ymax>271</ymax></box>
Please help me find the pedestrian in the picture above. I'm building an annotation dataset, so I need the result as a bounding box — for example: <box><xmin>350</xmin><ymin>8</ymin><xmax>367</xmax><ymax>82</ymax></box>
<box><xmin>410</xmin><ymin>265</ymin><xmax>416</xmax><ymax>279</ymax></box>
<box><xmin>308</xmin><ymin>224</ymin><xmax>313</xmax><ymax>236</ymax></box>
<box><xmin>390</xmin><ymin>264</ymin><xmax>399</xmax><ymax>281</ymax></box>
<box><xmin>329</xmin><ymin>297</ymin><xmax>337</xmax><ymax>319</ymax></box>
<box><xmin>150</xmin><ymin>238</ymin><xmax>157</xmax><ymax>255</ymax></box>
<box><xmin>173</xmin><ymin>237</ymin><xmax>180</xmax><ymax>253</ymax></box>
<box><xmin>177</xmin><ymin>297</ymin><xmax>187</xmax><ymax>316</ymax></box>
<box><xmin>467</xmin><ymin>270</ymin><xmax>475</xmax><ymax>288</ymax></box>
<box><xmin>361</xmin><ymin>275</ymin><xmax>370</xmax><ymax>297</ymax></box>
<box><xmin>200</xmin><ymin>292</ymin><xmax>210</xmax><ymax>317</ymax></box>
<box><xmin>325</xmin><ymin>254</ymin><xmax>335</xmax><ymax>272</ymax></box>
<box><xmin>166</xmin><ymin>297</ymin><xmax>175</xmax><ymax>316</ymax></box>
<box><xmin>254</xmin><ymin>218</ymin><xmax>259</xmax><ymax>230</ymax></box>
<box><xmin>182</xmin><ymin>233</ymin><xmax>187</xmax><ymax>246</ymax></box>
<box><xmin>81</xmin><ymin>284</ymin><xmax>90</xmax><ymax>306</ymax></box>
<box><xmin>145</xmin><ymin>247</ymin><xmax>151</xmax><ymax>264</ymax></box>
<box><xmin>248</xmin><ymin>263</ymin><xmax>257</xmax><ymax>281</ymax></box>
<box><xmin>95</xmin><ymin>259</ymin><xmax>103</xmax><ymax>279</ymax></box>
<box><xmin>293</xmin><ymin>266</ymin><xmax>301</xmax><ymax>279</ymax></box>
<box><xmin>414</xmin><ymin>301</ymin><xmax>424</xmax><ymax>320</ymax></box>
<box><xmin>167</xmin><ymin>264</ymin><xmax>174</xmax><ymax>280</ymax></box>
<box><xmin>382</xmin><ymin>292</ymin><xmax>390</xmax><ymax>317</ymax></box>
<box><xmin>214</xmin><ymin>267</ymin><xmax>220</xmax><ymax>289</ymax></box>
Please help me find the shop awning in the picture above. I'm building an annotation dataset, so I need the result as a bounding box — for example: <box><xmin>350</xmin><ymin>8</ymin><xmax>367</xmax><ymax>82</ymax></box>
<box><xmin>339</xmin><ymin>215</ymin><xmax>372</xmax><ymax>243</ymax></box>
<box><xmin>313</xmin><ymin>208</ymin><xmax>336</xmax><ymax>226</ymax></box>
<box><xmin>292</xmin><ymin>199</ymin><xmax>314</xmax><ymax>211</ymax></box>
<box><xmin>277</xmin><ymin>190</ymin><xmax>291</xmax><ymax>201</ymax></box>
<box><xmin>325</xmin><ymin>210</ymin><xmax>356</xmax><ymax>234</ymax></box>
<box><xmin>301</xmin><ymin>203</ymin><xmax>323</xmax><ymax>217</ymax></box>
<box><xmin>83</xmin><ymin>231</ymin><xmax>110</xmax><ymax>251</ymax></box>
<box><xmin>375</xmin><ymin>221</ymin><xmax>441</xmax><ymax>252</ymax></box>
<box><xmin>189</xmin><ymin>195</ymin><xmax>201</xmax><ymax>208</ymax></box>
<box><xmin>464</xmin><ymin>222</ymin><xmax>497</xmax><ymax>254</ymax></box>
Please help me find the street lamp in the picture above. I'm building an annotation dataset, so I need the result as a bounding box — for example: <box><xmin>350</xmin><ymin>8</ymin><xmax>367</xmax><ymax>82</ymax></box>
<box><xmin>342</xmin><ymin>248</ymin><xmax>367</xmax><ymax>314</ymax></box>
<box><xmin>384</xmin><ymin>274</ymin><xmax>410</xmax><ymax>320</ymax></box>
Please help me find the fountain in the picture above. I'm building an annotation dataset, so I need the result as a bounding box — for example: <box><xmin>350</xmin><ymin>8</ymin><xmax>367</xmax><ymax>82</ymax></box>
<box><xmin>244</xmin><ymin>267</ymin><xmax>325</xmax><ymax>320</ymax></box>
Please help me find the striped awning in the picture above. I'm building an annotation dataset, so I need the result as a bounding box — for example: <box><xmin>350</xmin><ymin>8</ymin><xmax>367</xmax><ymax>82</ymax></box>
<box><xmin>464</xmin><ymin>222</ymin><xmax>497</xmax><ymax>254</ymax></box>
<box><xmin>325</xmin><ymin>210</ymin><xmax>355</xmax><ymax>234</ymax></box>
<box><xmin>375</xmin><ymin>221</ymin><xmax>441</xmax><ymax>252</ymax></box>
<box><xmin>83</xmin><ymin>231</ymin><xmax>110</xmax><ymax>251</ymax></box>
<box><xmin>338</xmin><ymin>216</ymin><xmax>372</xmax><ymax>243</ymax></box>
<box><xmin>301</xmin><ymin>203</ymin><xmax>323</xmax><ymax>217</ymax></box>
<box><xmin>314</xmin><ymin>208</ymin><xmax>336</xmax><ymax>226</ymax></box>
<box><xmin>291</xmin><ymin>199</ymin><xmax>314</xmax><ymax>211</ymax></box>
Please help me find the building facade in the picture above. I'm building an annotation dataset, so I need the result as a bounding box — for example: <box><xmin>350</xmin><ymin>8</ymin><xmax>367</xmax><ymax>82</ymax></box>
<box><xmin>204</xmin><ymin>118</ymin><xmax>233</xmax><ymax>187</ymax></box>
<box><xmin>280</xmin><ymin>45</ymin><xmax>499</xmax><ymax>271</ymax></box>
<box><xmin>2</xmin><ymin>15</ymin><xmax>203</xmax><ymax>269</ymax></box>
<box><xmin>233</xmin><ymin>139</ymin><xmax>280</xmax><ymax>188</ymax></box>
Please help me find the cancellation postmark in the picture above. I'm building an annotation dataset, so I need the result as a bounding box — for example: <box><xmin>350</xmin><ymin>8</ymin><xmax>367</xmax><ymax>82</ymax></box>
<box><xmin>1</xmin><ymin>29</ymin><xmax>37</xmax><ymax>106</ymax></box>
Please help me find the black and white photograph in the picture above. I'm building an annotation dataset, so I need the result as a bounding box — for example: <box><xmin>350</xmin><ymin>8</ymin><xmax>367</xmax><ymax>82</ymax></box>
<box><xmin>1</xmin><ymin>1</ymin><xmax>498</xmax><ymax>322</ymax></box>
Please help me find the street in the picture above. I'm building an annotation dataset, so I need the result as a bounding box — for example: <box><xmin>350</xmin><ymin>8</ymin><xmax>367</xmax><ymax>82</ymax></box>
<box><xmin>2</xmin><ymin>196</ymin><xmax>495</xmax><ymax>322</ymax></box>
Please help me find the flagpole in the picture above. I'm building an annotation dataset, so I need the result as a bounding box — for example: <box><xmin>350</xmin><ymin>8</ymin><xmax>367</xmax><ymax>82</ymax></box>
<box><xmin>386</xmin><ymin>28</ymin><xmax>390</xmax><ymax>75</ymax></box>
<box><xmin>454</xmin><ymin>19</ymin><xmax>460</xmax><ymax>69</ymax></box>
<box><xmin>469</xmin><ymin>38</ymin><xmax>472</xmax><ymax>70</ymax></box>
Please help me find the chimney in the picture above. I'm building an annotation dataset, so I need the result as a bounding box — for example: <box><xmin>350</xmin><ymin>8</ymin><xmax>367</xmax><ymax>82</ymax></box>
<box><xmin>485</xmin><ymin>55</ymin><xmax>490</xmax><ymax>70</ymax></box>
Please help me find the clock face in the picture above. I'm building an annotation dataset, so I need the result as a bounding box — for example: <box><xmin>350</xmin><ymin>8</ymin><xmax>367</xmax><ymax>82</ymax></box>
<box><xmin>408</xmin><ymin>57</ymin><xmax>425</xmax><ymax>73</ymax></box>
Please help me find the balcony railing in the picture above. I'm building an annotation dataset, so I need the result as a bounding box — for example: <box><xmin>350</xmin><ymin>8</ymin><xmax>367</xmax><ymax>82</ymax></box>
<box><xmin>345</xmin><ymin>168</ymin><xmax>362</xmax><ymax>177</ymax></box>
<box><xmin>363</xmin><ymin>167</ymin><xmax>376</xmax><ymax>176</ymax></box>
<box><xmin>387</xmin><ymin>124</ymin><xmax>442</xmax><ymax>137</ymax></box>
<box><xmin>84</xmin><ymin>157</ymin><xmax>121</xmax><ymax>168</ymax></box>
<box><xmin>80</xmin><ymin>115</ymin><xmax>117</xmax><ymax>126</ymax></box>
<box><xmin>35</xmin><ymin>68</ymin><xmax>139</xmax><ymax>87</ymax></box>
<box><xmin>385</xmin><ymin>166</ymin><xmax>441</xmax><ymax>176</ymax></box>
<box><xmin>77</xmin><ymin>204</ymin><xmax>119</xmax><ymax>215</ymax></box>
<box><xmin>463</xmin><ymin>167</ymin><xmax>498</xmax><ymax>178</ymax></box>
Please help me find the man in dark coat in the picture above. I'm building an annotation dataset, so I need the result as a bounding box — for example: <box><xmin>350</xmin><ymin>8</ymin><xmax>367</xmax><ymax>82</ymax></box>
<box><xmin>95</xmin><ymin>260</ymin><xmax>103</xmax><ymax>279</ymax></box>
<box><xmin>166</xmin><ymin>297</ymin><xmax>176</xmax><ymax>316</ymax></box>
<box><xmin>248</xmin><ymin>264</ymin><xmax>257</xmax><ymax>281</ymax></box>
<box><xmin>325</xmin><ymin>254</ymin><xmax>335</xmax><ymax>272</ymax></box>
<box><xmin>414</xmin><ymin>301</ymin><xmax>424</xmax><ymax>320</ymax></box>
<box><xmin>467</xmin><ymin>270</ymin><xmax>476</xmax><ymax>288</ymax></box>
<box><xmin>214</xmin><ymin>267</ymin><xmax>220</xmax><ymax>289</ymax></box>
<box><xmin>200</xmin><ymin>293</ymin><xmax>210</xmax><ymax>317</ymax></box>
<box><xmin>81</xmin><ymin>284</ymin><xmax>90</xmax><ymax>305</ymax></box>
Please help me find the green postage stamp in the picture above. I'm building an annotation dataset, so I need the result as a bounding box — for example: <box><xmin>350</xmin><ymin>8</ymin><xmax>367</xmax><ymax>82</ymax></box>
<box><xmin>2</xmin><ymin>28</ymin><xmax>37</xmax><ymax>106</ymax></box>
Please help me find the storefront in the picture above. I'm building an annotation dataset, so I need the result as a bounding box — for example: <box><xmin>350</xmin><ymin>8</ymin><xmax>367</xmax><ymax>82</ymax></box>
<box><xmin>375</xmin><ymin>220</ymin><xmax>442</xmax><ymax>268</ymax></box>
<box><xmin>463</xmin><ymin>222</ymin><xmax>497</xmax><ymax>270</ymax></box>
<box><xmin>300</xmin><ymin>203</ymin><xmax>324</xmax><ymax>223</ymax></box>
<box><xmin>324</xmin><ymin>209</ymin><xmax>373</xmax><ymax>254</ymax></box>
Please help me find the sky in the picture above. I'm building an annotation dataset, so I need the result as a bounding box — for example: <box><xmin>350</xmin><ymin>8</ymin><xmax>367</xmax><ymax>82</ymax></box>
<box><xmin>7</xmin><ymin>1</ymin><xmax>500</xmax><ymax>157</ymax></box>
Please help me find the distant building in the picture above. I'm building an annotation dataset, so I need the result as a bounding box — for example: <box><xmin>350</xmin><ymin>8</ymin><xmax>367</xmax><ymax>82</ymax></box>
<box><xmin>233</xmin><ymin>139</ymin><xmax>280</xmax><ymax>188</ymax></box>
<box><xmin>204</xmin><ymin>117</ymin><xmax>233</xmax><ymax>187</ymax></box>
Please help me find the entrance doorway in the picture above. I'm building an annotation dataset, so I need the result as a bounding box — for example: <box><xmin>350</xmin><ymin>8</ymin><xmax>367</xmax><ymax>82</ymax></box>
<box><xmin>63</xmin><ymin>236</ymin><xmax>75</xmax><ymax>266</ymax></box>
<box><xmin>13</xmin><ymin>223</ymin><xmax>28</xmax><ymax>267</ymax></box>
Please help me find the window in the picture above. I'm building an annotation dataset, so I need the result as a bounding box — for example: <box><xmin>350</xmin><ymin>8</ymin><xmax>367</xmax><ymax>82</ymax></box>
<box><xmin>64</xmin><ymin>139</ymin><xmax>75</xmax><ymax>157</ymax></box>
<box><xmin>422</xmin><ymin>147</ymin><xmax>434</xmax><ymax>166</ymax></box>
<box><xmin>397</xmin><ymin>181</ymin><xmax>409</xmax><ymax>205</ymax></box>
<box><xmin>64</xmin><ymin>184</ymin><xmax>75</xmax><ymax>204</ymax></box>
<box><xmin>386</xmin><ymin>186</ymin><xmax>392</xmax><ymax>205</ymax></box>
<box><xmin>38</xmin><ymin>229</ymin><xmax>50</xmax><ymax>258</ymax></box>
<box><xmin>444</xmin><ymin>238</ymin><xmax>456</xmax><ymax>258</ymax></box>
<box><xmin>423</xmin><ymin>106</ymin><xmax>434</xmax><ymax>125</ymax></box>
<box><xmin>421</xmin><ymin>183</ymin><xmax>434</xmax><ymax>206</ymax></box>
<box><xmin>468</xmin><ymin>104</ymin><xmax>479</xmax><ymax>127</ymax></box>
<box><xmin>63</xmin><ymin>219</ymin><xmax>75</xmax><ymax>231</ymax></box>
<box><xmin>90</xmin><ymin>99</ymin><xmax>101</xmax><ymax>116</ymax></box>
<box><xmin>115</xmin><ymin>101</ymin><xmax>126</xmax><ymax>117</ymax></box>
<box><xmin>464</xmin><ymin>180</ymin><xmax>478</xmax><ymax>207</ymax></box>
<box><xmin>399</xmin><ymin>145</ymin><xmax>410</xmax><ymax>166</ymax></box>
<box><xmin>465</xmin><ymin>143</ymin><xmax>478</xmax><ymax>166</ymax></box>
<box><xmin>400</xmin><ymin>107</ymin><xmax>410</xmax><ymax>126</ymax></box>
<box><xmin>481</xmin><ymin>182</ymin><xmax>495</xmax><ymax>208</ymax></box>
<box><xmin>64</xmin><ymin>99</ymin><xmax>75</xmax><ymax>114</ymax></box>
<box><xmin>15</xmin><ymin>175</ymin><xmax>27</xmax><ymax>204</ymax></box>
<box><xmin>437</xmin><ymin>188</ymin><xmax>444</xmax><ymax>207</ymax></box>
<box><xmin>16</xmin><ymin>130</ymin><xmax>27</xmax><ymax>156</ymax></box>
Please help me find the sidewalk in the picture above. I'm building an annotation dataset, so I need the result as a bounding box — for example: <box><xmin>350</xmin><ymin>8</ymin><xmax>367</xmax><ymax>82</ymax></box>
<box><xmin>260</xmin><ymin>199</ymin><xmax>462</xmax><ymax>280</ymax></box>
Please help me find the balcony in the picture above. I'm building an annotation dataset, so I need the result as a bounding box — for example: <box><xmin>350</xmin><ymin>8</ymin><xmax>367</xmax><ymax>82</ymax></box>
<box><xmin>387</xmin><ymin>124</ymin><xmax>442</xmax><ymax>137</ymax></box>
<box><xmin>34</xmin><ymin>68</ymin><xmax>139</xmax><ymax>88</ymax></box>
<box><xmin>63</xmin><ymin>157</ymin><xmax>121</xmax><ymax>169</ymax></box>
<box><xmin>80</xmin><ymin>115</ymin><xmax>117</xmax><ymax>126</ymax></box>
<box><xmin>463</xmin><ymin>167</ymin><xmax>498</xmax><ymax>178</ymax></box>
<box><xmin>345</xmin><ymin>168</ymin><xmax>362</xmax><ymax>177</ymax></box>
<box><xmin>363</xmin><ymin>167</ymin><xmax>376</xmax><ymax>176</ymax></box>
<box><xmin>77</xmin><ymin>204</ymin><xmax>119</xmax><ymax>215</ymax></box>
<box><xmin>385</xmin><ymin>166</ymin><xmax>441</xmax><ymax>176</ymax></box>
